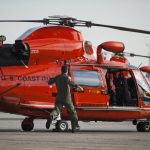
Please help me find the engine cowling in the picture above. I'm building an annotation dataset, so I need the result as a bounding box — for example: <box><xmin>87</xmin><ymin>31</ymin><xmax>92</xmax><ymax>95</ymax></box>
<box><xmin>16</xmin><ymin>26</ymin><xmax>84</xmax><ymax>65</ymax></box>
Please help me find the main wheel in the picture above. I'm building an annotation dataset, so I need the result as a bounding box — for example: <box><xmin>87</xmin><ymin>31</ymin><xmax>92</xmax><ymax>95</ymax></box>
<box><xmin>142</xmin><ymin>122</ymin><xmax>150</xmax><ymax>132</ymax></box>
<box><xmin>136</xmin><ymin>122</ymin><xmax>150</xmax><ymax>132</ymax></box>
<box><xmin>132</xmin><ymin>120</ymin><xmax>137</xmax><ymax>125</ymax></box>
<box><xmin>55</xmin><ymin>120</ymin><xmax>68</xmax><ymax>132</ymax></box>
<box><xmin>136</xmin><ymin>122</ymin><xmax>144</xmax><ymax>132</ymax></box>
<box><xmin>21</xmin><ymin>118</ymin><xmax>34</xmax><ymax>132</ymax></box>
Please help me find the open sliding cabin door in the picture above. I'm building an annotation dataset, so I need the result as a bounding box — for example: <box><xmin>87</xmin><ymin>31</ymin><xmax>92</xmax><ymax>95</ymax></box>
<box><xmin>106</xmin><ymin>69</ymin><xmax>139</xmax><ymax>107</ymax></box>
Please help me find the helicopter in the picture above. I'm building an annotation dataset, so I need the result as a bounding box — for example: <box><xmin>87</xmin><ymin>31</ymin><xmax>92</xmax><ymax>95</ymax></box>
<box><xmin>0</xmin><ymin>15</ymin><xmax>150</xmax><ymax>132</ymax></box>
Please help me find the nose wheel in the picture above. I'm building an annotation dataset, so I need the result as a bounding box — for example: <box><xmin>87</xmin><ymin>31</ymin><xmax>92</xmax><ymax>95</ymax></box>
<box><xmin>21</xmin><ymin>117</ymin><xmax>34</xmax><ymax>132</ymax></box>
<box><xmin>55</xmin><ymin>120</ymin><xmax>69</xmax><ymax>132</ymax></box>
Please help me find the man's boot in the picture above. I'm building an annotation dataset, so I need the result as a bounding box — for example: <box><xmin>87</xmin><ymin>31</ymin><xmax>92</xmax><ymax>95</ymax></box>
<box><xmin>71</xmin><ymin>124</ymin><xmax>80</xmax><ymax>133</ymax></box>
<box><xmin>46</xmin><ymin>115</ymin><xmax>53</xmax><ymax>129</ymax></box>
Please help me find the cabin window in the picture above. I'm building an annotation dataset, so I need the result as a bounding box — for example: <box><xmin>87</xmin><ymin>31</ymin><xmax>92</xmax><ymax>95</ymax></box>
<box><xmin>72</xmin><ymin>69</ymin><xmax>102</xmax><ymax>87</ymax></box>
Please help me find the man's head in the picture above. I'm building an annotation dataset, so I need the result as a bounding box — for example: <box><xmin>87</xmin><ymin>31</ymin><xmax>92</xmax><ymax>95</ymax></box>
<box><xmin>61</xmin><ymin>65</ymin><xmax>68</xmax><ymax>74</ymax></box>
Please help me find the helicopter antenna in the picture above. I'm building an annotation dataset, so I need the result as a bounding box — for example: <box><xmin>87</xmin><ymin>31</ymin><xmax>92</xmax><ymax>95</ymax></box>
<box><xmin>0</xmin><ymin>15</ymin><xmax>150</xmax><ymax>34</ymax></box>
<box><xmin>138</xmin><ymin>63</ymin><xmax>142</xmax><ymax>69</ymax></box>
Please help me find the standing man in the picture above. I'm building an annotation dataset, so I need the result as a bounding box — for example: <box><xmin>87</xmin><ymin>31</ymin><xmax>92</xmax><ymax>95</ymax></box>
<box><xmin>46</xmin><ymin>65</ymin><xmax>83</xmax><ymax>133</ymax></box>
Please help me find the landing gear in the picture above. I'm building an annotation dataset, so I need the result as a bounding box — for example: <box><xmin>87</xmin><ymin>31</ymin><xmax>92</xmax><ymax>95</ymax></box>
<box><xmin>136</xmin><ymin>121</ymin><xmax>150</xmax><ymax>132</ymax></box>
<box><xmin>55</xmin><ymin>120</ymin><xmax>69</xmax><ymax>132</ymax></box>
<box><xmin>21</xmin><ymin>118</ymin><xmax>34</xmax><ymax>132</ymax></box>
<box><xmin>132</xmin><ymin>119</ymin><xmax>137</xmax><ymax>125</ymax></box>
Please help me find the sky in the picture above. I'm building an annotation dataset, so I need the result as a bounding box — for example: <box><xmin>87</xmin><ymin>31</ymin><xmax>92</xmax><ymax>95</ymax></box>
<box><xmin>0</xmin><ymin>0</ymin><xmax>150</xmax><ymax>66</ymax></box>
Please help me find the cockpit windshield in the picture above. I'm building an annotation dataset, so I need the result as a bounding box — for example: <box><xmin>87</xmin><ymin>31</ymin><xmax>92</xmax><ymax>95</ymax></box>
<box><xmin>133</xmin><ymin>70</ymin><xmax>150</xmax><ymax>106</ymax></box>
<box><xmin>133</xmin><ymin>70</ymin><xmax>150</xmax><ymax>92</ymax></box>
<box><xmin>145</xmin><ymin>73</ymin><xmax>150</xmax><ymax>86</ymax></box>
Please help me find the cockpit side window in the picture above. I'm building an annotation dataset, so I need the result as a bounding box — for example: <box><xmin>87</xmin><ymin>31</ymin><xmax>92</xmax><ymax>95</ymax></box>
<box><xmin>72</xmin><ymin>69</ymin><xmax>102</xmax><ymax>87</ymax></box>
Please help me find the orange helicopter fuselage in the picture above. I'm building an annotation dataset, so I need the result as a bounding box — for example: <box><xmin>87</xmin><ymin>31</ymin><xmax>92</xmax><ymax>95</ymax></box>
<box><xmin>0</xmin><ymin>25</ymin><xmax>150</xmax><ymax>123</ymax></box>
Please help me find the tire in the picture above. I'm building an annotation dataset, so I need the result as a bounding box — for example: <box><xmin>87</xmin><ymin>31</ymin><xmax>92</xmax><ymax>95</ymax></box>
<box><xmin>142</xmin><ymin>122</ymin><xmax>150</xmax><ymax>132</ymax></box>
<box><xmin>21</xmin><ymin>118</ymin><xmax>34</xmax><ymax>132</ymax></box>
<box><xmin>136</xmin><ymin>122</ymin><xmax>144</xmax><ymax>132</ymax></box>
<box><xmin>55</xmin><ymin>120</ymin><xmax>68</xmax><ymax>132</ymax></box>
<box><xmin>136</xmin><ymin>122</ymin><xmax>150</xmax><ymax>132</ymax></box>
<box><xmin>132</xmin><ymin>120</ymin><xmax>137</xmax><ymax>125</ymax></box>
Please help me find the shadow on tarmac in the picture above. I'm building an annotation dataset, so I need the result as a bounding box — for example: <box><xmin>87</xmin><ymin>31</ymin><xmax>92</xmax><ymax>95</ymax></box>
<box><xmin>0</xmin><ymin>129</ymin><xmax>137</xmax><ymax>133</ymax></box>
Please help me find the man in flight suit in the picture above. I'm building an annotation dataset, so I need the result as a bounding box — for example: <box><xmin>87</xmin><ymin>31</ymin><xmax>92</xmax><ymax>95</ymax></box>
<box><xmin>46</xmin><ymin>65</ymin><xmax>83</xmax><ymax>132</ymax></box>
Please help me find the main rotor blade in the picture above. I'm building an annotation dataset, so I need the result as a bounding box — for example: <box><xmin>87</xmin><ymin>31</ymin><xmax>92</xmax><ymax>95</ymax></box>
<box><xmin>0</xmin><ymin>19</ymin><xmax>51</xmax><ymax>25</ymax></box>
<box><xmin>1</xmin><ymin>17</ymin><xmax>150</xmax><ymax>34</ymax></box>
<box><xmin>91</xmin><ymin>23</ymin><xmax>150</xmax><ymax>34</ymax></box>
<box><xmin>0</xmin><ymin>20</ymin><xmax>43</xmax><ymax>23</ymax></box>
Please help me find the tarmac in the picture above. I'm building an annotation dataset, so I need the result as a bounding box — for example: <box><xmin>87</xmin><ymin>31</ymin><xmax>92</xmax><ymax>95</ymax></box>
<box><xmin>0</xmin><ymin>113</ymin><xmax>149</xmax><ymax>150</ymax></box>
